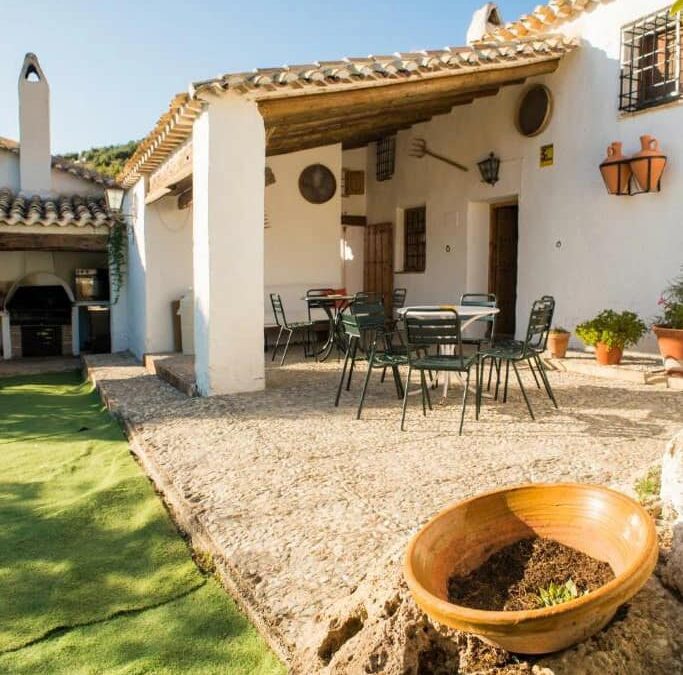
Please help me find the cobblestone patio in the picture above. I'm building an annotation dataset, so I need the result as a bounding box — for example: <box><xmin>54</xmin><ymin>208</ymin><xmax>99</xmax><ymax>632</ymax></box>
<box><xmin>83</xmin><ymin>349</ymin><xmax>682</xmax><ymax>660</ymax></box>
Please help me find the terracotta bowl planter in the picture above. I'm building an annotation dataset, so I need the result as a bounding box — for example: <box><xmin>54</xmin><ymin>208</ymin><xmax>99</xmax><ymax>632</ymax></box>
<box><xmin>547</xmin><ymin>332</ymin><xmax>570</xmax><ymax>358</ymax></box>
<box><xmin>653</xmin><ymin>326</ymin><xmax>683</xmax><ymax>377</ymax></box>
<box><xmin>594</xmin><ymin>342</ymin><xmax>623</xmax><ymax>365</ymax></box>
<box><xmin>404</xmin><ymin>484</ymin><xmax>657</xmax><ymax>655</ymax></box>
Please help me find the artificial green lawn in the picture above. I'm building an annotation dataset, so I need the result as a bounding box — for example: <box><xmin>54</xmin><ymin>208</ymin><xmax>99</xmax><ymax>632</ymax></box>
<box><xmin>0</xmin><ymin>371</ymin><xmax>284</xmax><ymax>674</ymax></box>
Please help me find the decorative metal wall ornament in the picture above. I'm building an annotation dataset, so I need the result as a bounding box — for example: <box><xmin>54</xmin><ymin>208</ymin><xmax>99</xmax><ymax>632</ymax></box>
<box><xmin>516</xmin><ymin>84</ymin><xmax>553</xmax><ymax>137</ymax></box>
<box><xmin>478</xmin><ymin>152</ymin><xmax>501</xmax><ymax>186</ymax></box>
<box><xmin>298</xmin><ymin>164</ymin><xmax>337</xmax><ymax>204</ymax></box>
<box><xmin>409</xmin><ymin>138</ymin><xmax>468</xmax><ymax>172</ymax></box>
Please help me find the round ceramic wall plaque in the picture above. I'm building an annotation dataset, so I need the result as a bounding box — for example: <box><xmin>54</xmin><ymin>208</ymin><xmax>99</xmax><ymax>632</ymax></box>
<box><xmin>299</xmin><ymin>164</ymin><xmax>337</xmax><ymax>204</ymax></box>
<box><xmin>516</xmin><ymin>85</ymin><xmax>553</xmax><ymax>137</ymax></box>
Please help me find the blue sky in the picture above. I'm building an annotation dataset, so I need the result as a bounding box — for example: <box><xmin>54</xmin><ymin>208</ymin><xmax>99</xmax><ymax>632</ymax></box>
<box><xmin>0</xmin><ymin>0</ymin><xmax>537</xmax><ymax>153</ymax></box>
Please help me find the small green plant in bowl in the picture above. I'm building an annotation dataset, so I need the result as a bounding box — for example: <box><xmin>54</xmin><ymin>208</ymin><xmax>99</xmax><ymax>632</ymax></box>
<box><xmin>536</xmin><ymin>579</ymin><xmax>584</xmax><ymax>608</ymax></box>
<box><xmin>549</xmin><ymin>326</ymin><xmax>569</xmax><ymax>334</ymax></box>
<box><xmin>575</xmin><ymin>310</ymin><xmax>647</xmax><ymax>365</ymax></box>
<box><xmin>547</xmin><ymin>326</ymin><xmax>571</xmax><ymax>358</ymax></box>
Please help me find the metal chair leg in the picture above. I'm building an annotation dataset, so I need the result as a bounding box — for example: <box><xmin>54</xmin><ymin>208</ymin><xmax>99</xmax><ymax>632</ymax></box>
<box><xmin>494</xmin><ymin>359</ymin><xmax>502</xmax><ymax>400</ymax></box>
<box><xmin>391</xmin><ymin>365</ymin><xmax>404</xmax><ymax>399</ymax></box>
<box><xmin>380</xmin><ymin>367</ymin><xmax>387</xmax><ymax>383</ymax></box>
<box><xmin>459</xmin><ymin>368</ymin><xmax>471</xmax><ymax>436</ymax></box>
<box><xmin>420</xmin><ymin>370</ymin><xmax>428</xmax><ymax>416</ymax></box>
<box><xmin>335</xmin><ymin>340</ymin><xmax>353</xmax><ymax>407</ymax></box>
<box><xmin>535</xmin><ymin>355</ymin><xmax>558</xmax><ymax>408</ymax></box>
<box><xmin>424</xmin><ymin>371</ymin><xmax>432</xmax><ymax>411</ymax></box>
<box><xmin>487</xmin><ymin>357</ymin><xmax>494</xmax><ymax>391</ymax></box>
<box><xmin>356</xmin><ymin>345</ymin><xmax>376</xmax><ymax>420</ymax></box>
<box><xmin>346</xmin><ymin>339</ymin><xmax>359</xmax><ymax>390</ymax></box>
<box><xmin>528</xmin><ymin>358</ymin><xmax>541</xmax><ymax>389</ymax></box>
<box><xmin>271</xmin><ymin>326</ymin><xmax>283</xmax><ymax>361</ymax></box>
<box><xmin>280</xmin><ymin>328</ymin><xmax>293</xmax><ymax>366</ymax></box>
<box><xmin>512</xmin><ymin>361</ymin><xmax>535</xmax><ymax>420</ymax></box>
<box><xmin>400</xmin><ymin>366</ymin><xmax>413</xmax><ymax>431</ymax></box>
<box><xmin>503</xmin><ymin>360</ymin><xmax>510</xmax><ymax>403</ymax></box>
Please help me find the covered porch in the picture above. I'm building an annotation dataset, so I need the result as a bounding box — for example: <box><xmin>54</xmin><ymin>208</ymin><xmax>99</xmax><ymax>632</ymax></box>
<box><xmin>120</xmin><ymin>34</ymin><xmax>576</xmax><ymax>396</ymax></box>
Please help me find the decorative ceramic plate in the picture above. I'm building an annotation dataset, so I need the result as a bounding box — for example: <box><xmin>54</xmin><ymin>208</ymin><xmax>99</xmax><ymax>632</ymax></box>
<box><xmin>299</xmin><ymin>164</ymin><xmax>337</xmax><ymax>204</ymax></box>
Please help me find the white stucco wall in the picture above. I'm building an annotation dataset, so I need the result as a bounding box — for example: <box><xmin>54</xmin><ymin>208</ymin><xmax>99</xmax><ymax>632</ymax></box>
<box><xmin>125</xmin><ymin>180</ymin><xmax>147</xmax><ymax>359</ymax></box>
<box><xmin>265</xmin><ymin>144</ymin><xmax>342</xmax><ymax>323</ymax></box>
<box><xmin>365</xmin><ymin>0</ymin><xmax>683</xmax><ymax>351</ymax></box>
<box><xmin>144</xmin><ymin>197</ymin><xmax>193</xmax><ymax>353</ymax></box>
<box><xmin>0</xmin><ymin>149</ymin><xmax>103</xmax><ymax>196</ymax></box>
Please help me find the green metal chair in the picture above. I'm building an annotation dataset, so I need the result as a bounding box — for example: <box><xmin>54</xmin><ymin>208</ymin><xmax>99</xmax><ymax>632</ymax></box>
<box><xmin>401</xmin><ymin>308</ymin><xmax>480</xmax><ymax>435</ymax></box>
<box><xmin>460</xmin><ymin>292</ymin><xmax>498</xmax><ymax>391</ymax></box>
<box><xmin>335</xmin><ymin>301</ymin><xmax>407</xmax><ymax>419</ymax></box>
<box><xmin>478</xmin><ymin>296</ymin><xmax>557</xmax><ymax>420</ymax></box>
<box><xmin>270</xmin><ymin>293</ymin><xmax>316</xmax><ymax>366</ymax></box>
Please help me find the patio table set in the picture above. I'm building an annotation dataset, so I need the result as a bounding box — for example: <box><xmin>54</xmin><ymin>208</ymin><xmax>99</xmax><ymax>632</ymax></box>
<box><xmin>269</xmin><ymin>289</ymin><xmax>558</xmax><ymax>434</ymax></box>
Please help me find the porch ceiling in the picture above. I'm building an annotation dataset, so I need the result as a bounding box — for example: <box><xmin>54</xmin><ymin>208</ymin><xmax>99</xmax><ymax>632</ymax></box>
<box><xmin>262</xmin><ymin>60</ymin><xmax>557</xmax><ymax>156</ymax></box>
<box><xmin>119</xmin><ymin>34</ymin><xmax>578</xmax><ymax>188</ymax></box>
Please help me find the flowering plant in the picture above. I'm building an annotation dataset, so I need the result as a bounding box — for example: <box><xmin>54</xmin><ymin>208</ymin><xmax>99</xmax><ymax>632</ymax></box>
<box><xmin>655</xmin><ymin>270</ymin><xmax>683</xmax><ymax>329</ymax></box>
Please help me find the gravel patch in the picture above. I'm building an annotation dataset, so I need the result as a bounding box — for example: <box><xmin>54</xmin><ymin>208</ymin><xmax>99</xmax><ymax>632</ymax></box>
<box><xmin>83</xmin><ymin>349</ymin><xmax>682</xmax><ymax>658</ymax></box>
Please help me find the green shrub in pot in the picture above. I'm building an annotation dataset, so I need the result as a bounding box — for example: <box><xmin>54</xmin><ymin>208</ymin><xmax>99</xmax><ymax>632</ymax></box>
<box><xmin>575</xmin><ymin>310</ymin><xmax>647</xmax><ymax>365</ymax></box>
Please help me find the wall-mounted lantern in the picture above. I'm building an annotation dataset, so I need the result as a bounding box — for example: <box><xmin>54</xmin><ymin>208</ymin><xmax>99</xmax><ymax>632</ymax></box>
<box><xmin>477</xmin><ymin>152</ymin><xmax>500</xmax><ymax>186</ymax></box>
<box><xmin>599</xmin><ymin>135</ymin><xmax>667</xmax><ymax>196</ymax></box>
<box><xmin>104</xmin><ymin>186</ymin><xmax>125</xmax><ymax>213</ymax></box>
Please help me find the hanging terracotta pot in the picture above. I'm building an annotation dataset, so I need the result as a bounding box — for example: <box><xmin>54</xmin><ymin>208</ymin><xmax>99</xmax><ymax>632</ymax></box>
<box><xmin>599</xmin><ymin>142</ymin><xmax>630</xmax><ymax>195</ymax></box>
<box><xmin>630</xmin><ymin>135</ymin><xmax>667</xmax><ymax>192</ymax></box>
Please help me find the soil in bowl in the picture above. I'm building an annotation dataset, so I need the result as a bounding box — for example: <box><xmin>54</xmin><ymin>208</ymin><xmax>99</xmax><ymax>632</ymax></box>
<box><xmin>447</xmin><ymin>538</ymin><xmax>615</xmax><ymax>611</ymax></box>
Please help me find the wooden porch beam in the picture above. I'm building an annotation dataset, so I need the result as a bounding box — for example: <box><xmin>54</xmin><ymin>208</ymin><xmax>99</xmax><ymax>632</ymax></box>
<box><xmin>258</xmin><ymin>61</ymin><xmax>558</xmax><ymax>125</ymax></box>
<box><xmin>0</xmin><ymin>231</ymin><xmax>109</xmax><ymax>252</ymax></box>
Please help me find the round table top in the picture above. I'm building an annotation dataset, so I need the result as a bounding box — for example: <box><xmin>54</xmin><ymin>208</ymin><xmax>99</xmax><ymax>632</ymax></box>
<box><xmin>303</xmin><ymin>294</ymin><xmax>355</xmax><ymax>302</ymax></box>
<box><xmin>398</xmin><ymin>304</ymin><xmax>500</xmax><ymax>318</ymax></box>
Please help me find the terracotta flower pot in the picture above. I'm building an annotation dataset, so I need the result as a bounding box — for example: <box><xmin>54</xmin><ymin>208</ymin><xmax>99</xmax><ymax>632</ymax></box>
<box><xmin>599</xmin><ymin>141</ymin><xmax>631</xmax><ymax>194</ymax></box>
<box><xmin>653</xmin><ymin>325</ymin><xmax>683</xmax><ymax>377</ymax></box>
<box><xmin>630</xmin><ymin>135</ymin><xmax>667</xmax><ymax>192</ymax></box>
<box><xmin>404</xmin><ymin>484</ymin><xmax>657</xmax><ymax>655</ymax></box>
<box><xmin>595</xmin><ymin>342</ymin><xmax>623</xmax><ymax>365</ymax></box>
<box><xmin>547</xmin><ymin>332</ymin><xmax>570</xmax><ymax>358</ymax></box>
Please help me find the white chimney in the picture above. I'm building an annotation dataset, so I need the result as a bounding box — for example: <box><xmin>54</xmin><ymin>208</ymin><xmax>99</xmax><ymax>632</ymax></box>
<box><xmin>466</xmin><ymin>3</ymin><xmax>503</xmax><ymax>45</ymax></box>
<box><xmin>18</xmin><ymin>53</ymin><xmax>52</xmax><ymax>195</ymax></box>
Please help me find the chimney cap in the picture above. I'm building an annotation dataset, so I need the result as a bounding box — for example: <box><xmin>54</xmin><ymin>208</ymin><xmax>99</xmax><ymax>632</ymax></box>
<box><xmin>466</xmin><ymin>3</ymin><xmax>503</xmax><ymax>45</ymax></box>
<box><xmin>19</xmin><ymin>52</ymin><xmax>47</xmax><ymax>84</ymax></box>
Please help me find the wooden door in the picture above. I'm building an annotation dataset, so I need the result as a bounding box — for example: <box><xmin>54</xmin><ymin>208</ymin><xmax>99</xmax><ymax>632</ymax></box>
<box><xmin>489</xmin><ymin>204</ymin><xmax>519</xmax><ymax>339</ymax></box>
<box><xmin>364</xmin><ymin>222</ymin><xmax>393</xmax><ymax>310</ymax></box>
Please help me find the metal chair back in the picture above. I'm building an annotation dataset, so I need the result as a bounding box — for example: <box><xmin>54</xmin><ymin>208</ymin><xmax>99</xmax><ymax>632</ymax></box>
<box><xmin>392</xmin><ymin>288</ymin><xmax>407</xmax><ymax>310</ymax></box>
<box><xmin>522</xmin><ymin>296</ymin><xmax>555</xmax><ymax>354</ymax></box>
<box><xmin>270</xmin><ymin>293</ymin><xmax>288</xmax><ymax>329</ymax></box>
<box><xmin>343</xmin><ymin>301</ymin><xmax>386</xmax><ymax>341</ymax></box>
<box><xmin>353</xmin><ymin>291</ymin><xmax>383</xmax><ymax>305</ymax></box>
<box><xmin>460</xmin><ymin>292</ymin><xmax>498</xmax><ymax>341</ymax></box>
<box><xmin>404</xmin><ymin>308</ymin><xmax>466</xmax><ymax>366</ymax></box>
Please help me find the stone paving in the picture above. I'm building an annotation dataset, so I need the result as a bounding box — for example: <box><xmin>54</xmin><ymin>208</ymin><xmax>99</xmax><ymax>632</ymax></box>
<box><xmin>83</xmin><ymin>349</ymin><xmax>682</xmax><ymax>657</ymax></box>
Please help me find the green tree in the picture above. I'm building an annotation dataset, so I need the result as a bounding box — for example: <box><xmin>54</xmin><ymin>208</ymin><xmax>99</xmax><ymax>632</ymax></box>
<box><xmin>62</xmin><ymin>140</ymin><xmax>139</xmax><ymax>179</ymax></box>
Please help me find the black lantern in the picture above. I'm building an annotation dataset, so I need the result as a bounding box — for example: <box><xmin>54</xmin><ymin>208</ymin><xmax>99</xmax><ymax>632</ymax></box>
<box><xmin>477</xmin><ymin>152</ymin><xmax>500</xmax><ymax>186</ymax></box>
<box><xmin>104</xmin><ymin>186</ymin><xmax>125</xmax><ymax>212</ymax></box>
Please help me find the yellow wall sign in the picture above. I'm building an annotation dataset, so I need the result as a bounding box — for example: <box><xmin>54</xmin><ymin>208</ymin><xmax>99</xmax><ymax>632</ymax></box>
<box><xmin>540</xmin><ymin>144</ymin><xmax>554</xmax><ymax>167</ymax></box>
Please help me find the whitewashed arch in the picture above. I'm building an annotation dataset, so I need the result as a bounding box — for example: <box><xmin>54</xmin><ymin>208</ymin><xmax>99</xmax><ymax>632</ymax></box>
<box><xmin>3</xmin><ymin>271</ymin><xmax>75</xmax><ymax>310</ymax></box>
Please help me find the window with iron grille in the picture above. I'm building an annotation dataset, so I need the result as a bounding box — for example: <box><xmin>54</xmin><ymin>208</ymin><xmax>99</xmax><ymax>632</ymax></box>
<box><xmin>404</xmin><ymin>206</ymin><xmax>426</xmax><ymax>273</ymax></box>
<box><xmin>620</xmin><ymin>9</ymin><xmax>682</xmax><ymax>112</ymax></box>
<box><xmin>376</xmin><ymin>136</ymin><xmax>396</xmax><ymax>181</ymax></box>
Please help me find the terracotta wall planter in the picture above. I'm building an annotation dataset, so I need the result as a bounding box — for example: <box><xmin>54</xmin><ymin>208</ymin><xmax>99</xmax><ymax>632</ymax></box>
<box><xmin>599</xmin><ymin>142</ymin><xmax>630</xmax><ymax>195</ymax></box>
<box><xmin>630</xmin><ymin>135</ymin><xmax>666</xmax><ymax>192</ymax></box>
<box><xmin>595</xmin><ymin>342</ymin><xmax>623</xmax><ymax>365</ymax></box>
<box><xmin>653</xmin><ymin>326</ymin><xmax>683</xmax><ymax>377</ymax></box>
<box><xmin>404</xmin><ymin>484</ymin><xmax>657</xmax><ymax>654</ymax></box>
<box><xmin>547</xmin><ymin>332</ymin><xmax>570</xmax><ymax>358</ymax></box>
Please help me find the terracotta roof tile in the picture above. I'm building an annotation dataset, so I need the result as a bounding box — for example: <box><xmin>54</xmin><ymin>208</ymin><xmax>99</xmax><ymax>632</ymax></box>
<box><xmin>480</xmin><ymin>0</ymin><xmax>611</xmax><ymax>43</ymax></box>
<box><xmin>0</xmin><ymin>189</ymin><xmax>113</xmax><ymax>228</ymax></box>
<box><xmin>0</xmin><ymin>136</ymin><xmax>116</xmax><ymax>187</ymax></box>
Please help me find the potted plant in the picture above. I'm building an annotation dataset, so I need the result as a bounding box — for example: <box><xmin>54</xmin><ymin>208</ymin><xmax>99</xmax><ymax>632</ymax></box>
<box><xmin>653</xmin><ymin>270</ymin><xmax>683</xmax><ymax>377</ymax></box>
<box><xmin>575</xmin><ymin>310</ymin><xmax>647</xmax><ymax>365</ymax></box>
<box><xmin>547</xmin><ymin>327</ymin><xmax>570</xmax><ymax>358</ymax></box>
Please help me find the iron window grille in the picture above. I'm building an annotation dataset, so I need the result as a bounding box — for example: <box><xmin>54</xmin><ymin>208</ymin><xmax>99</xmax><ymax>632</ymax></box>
<box><xmin>620</xmin><ymin>9</ymin><xmax>682</xmax><ymax>112</ymax></box>
<box><xmin>404</xmin><ymin>206</ymin><xmax>426</xmax><ymax>273</ymax></box>
<box><xmin>376</xmin><ymin>136</ymin><xmax>396</xmax><ymax>181</ymax></box>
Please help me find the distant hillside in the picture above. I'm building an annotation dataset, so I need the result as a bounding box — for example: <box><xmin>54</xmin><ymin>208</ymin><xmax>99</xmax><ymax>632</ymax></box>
<box><xmin>62</xmin><ymin>141</ymin><xmax>139</xmax><ymax>180</ymax></box>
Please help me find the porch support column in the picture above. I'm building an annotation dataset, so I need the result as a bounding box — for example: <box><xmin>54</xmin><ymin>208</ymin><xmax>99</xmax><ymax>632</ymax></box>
<box><xmin>192</xmin><ymin>94</ymin><xmax>266</xmax><ymax>395</ymax></box>
<box><xmin>1</xmin><ymin>312</ymin><xmax>10</xmax><ymax>360</ymax></box>
<box><xmin>71</xmin><ymin>305</ymin><xmax>80</xmax><ymax>355</ymax></box>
